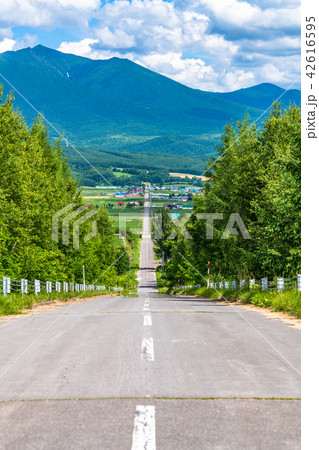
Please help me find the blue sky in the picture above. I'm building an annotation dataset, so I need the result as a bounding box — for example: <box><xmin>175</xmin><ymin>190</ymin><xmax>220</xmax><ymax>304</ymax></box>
<box><xmin>0</xmin><ymin>0</ymin><xmax>300</xmax><ymax>92</ymax></box>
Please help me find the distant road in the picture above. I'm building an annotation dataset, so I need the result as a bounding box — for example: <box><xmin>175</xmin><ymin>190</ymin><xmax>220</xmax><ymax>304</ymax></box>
<box><xmin>0</xmin><ymin>189</ymin><xmax>300</xmax><ymax>449</ymax></box>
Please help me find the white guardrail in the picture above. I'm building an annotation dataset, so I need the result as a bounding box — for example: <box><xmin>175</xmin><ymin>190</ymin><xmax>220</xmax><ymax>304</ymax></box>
<box><xmin>0</xmin><ymin>277</ymin><xmax>111</xmax><ymax>296</ymax></box>
<box><xmin>176</xmin><ymin>274</ymin><xmax>301</xmax><ymax>293</ymax></box>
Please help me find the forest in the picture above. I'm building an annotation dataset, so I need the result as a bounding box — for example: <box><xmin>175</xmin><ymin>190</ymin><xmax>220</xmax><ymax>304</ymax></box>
<box><xmin>155</xmin><ymin>103</ymin><xmax>301</xmax><ymax>286</ymax></box>
<box><xmin>0</xmin><ymin>87</ymin><xmax>127</xmax><ymax>285</ymax></box>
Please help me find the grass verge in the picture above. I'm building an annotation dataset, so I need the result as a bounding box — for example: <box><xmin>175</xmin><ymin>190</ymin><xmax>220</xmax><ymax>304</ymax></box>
<box><xmin>0</xmin><ymin>287</ymin><xmax>136</xmax><ymax>316</ymax></box>
<box><xmin>169</xmin><ymin>286</ymin><xmax>301</xmax><ymax>318</ymax></box>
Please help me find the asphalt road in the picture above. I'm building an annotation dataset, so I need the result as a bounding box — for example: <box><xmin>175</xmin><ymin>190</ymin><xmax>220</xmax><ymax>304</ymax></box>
<box><xmin>0</xmin><ymin>192</ymin><xmax>300</xmax><ymax>449</ymax></box>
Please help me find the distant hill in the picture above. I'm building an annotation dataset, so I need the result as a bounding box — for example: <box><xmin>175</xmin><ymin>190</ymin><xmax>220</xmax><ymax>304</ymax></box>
<box><xmin>215</xmin><ymin>83</ymin><xmax>301</xmax><ymax>110</ymax></box>
<box><xmin>0</xmin><ymin>45</ymin><xmax>300</xmax><ymax>156</ymax></box>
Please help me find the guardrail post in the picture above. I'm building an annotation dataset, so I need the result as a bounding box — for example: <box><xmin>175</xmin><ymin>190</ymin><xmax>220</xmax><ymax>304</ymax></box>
<box><xmin>34</xmin><ymin>280</ymin><xmax>40</xmax><ymax>295</ymax></box>
<box><xmin>3</xmin><ymin>277</ymin><xmax>11</xmax><ymax>296</ymax></box>
<box><xmin>249</xmin><ymin>279</ymin><xmax>255</xmax><ymax>288</ymax></box>
<box><xmin>240</xmin><ymin>279</ymin><xmax>246</xmax><ymax>290</ymax></box>
<box><xmin>297</xmin><ymin>274</ymin><xmax>301</xmax><ymax>292</ymax></box>
<box><xmin>21</xmin><ymin>279</ymin><xmax>28</xmax><ymax>295</ymax></box>
<box><xmin>231</xmin><ymin>281</ymin><xmax>236</xmax><ymax>291</ymax></box>
<box><xmin>277</xmin><ymin>277</ymin><xmax>284</xmax><ymax>292</ymax></box>
<box><xmin>55</xmin><ymin>282</ymin><xmax>60</xmax><ymax>293</ymax></box>
<box><xmin>218</xmin><ymin>281</ymin><xmax>224</xmax><ymax>290</ymax></box>
<box><xmin>46</xmin><ymin>281</ymin><xmax>52</xmax><ymax>294</ymax></box>
<box><xmin>224</xmin><ymin>281</ymin><xmax>229</xmax><ymax>289</ymax></box>
<box><xmin>261</xmin><ymin>277</ymin><xmax>268</xmax><ymax>291</ymax></box>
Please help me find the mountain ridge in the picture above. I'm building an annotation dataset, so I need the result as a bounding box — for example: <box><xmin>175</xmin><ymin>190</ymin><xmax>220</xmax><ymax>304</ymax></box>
<box><xmin>0</xmin><ymin>45</ymin><xmax>300</xmax><ymax>153</ymax></box>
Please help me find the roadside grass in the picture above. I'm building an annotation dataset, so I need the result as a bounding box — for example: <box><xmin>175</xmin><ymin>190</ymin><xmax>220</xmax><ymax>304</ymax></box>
<box><xmin>0</xmin><ymin>287</ymin><xmax>137</xmax><ymax>316</ymax></box>
<box><xmin>111</xmin><ymin>215</ymin><xmax>143</xmax><ymax>235</ymax></box>
<box><xmin>168</xmin><ymin>286</ymin><xmax>301</xmax><ymax>318</ymax></box>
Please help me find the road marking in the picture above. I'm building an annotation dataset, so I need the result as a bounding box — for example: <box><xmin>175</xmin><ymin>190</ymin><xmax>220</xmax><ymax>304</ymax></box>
<box><xmin>144</xmin><ymin>315</ymin><xmax>152</xmax><ymax>326</ymax></box>
<box><xmin>131</xmin><ymin>405</ymin><xmax>156</xmax><ymax>450</ymax></box>
<box><xmin>143</xmin><ymin>306</ymin><xmax>149</xmax><ymax>311</ymax></box>
<box><xmin>141</xmin><ymin>337</ymin><xmax>154</xmax><ymax>361</ymax></box>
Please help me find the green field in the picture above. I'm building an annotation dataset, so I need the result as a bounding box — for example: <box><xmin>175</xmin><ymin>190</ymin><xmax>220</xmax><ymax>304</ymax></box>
<box><xmin>81</xmin><ymin>187</ymin><xmax>122</xmax><ymax>196</ymax></box>
<box><xmin>81</xmin><ymin>187</ymin><xmax>144</xmax><ymax>238</ymax></box>
<box><xmin>113</xmin><ymin>171</ymin><xmax>133</xmax><ymax>178</ymax></box>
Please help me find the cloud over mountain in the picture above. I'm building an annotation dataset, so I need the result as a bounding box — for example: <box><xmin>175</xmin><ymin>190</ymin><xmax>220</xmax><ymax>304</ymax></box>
<box><xmin>0</xmin><ymin>0</ymin><xmax>300</xmax><ymax>92</ymax></box>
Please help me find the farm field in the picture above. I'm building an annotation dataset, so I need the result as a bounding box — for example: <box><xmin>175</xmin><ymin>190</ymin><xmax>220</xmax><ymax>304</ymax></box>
<box><xmin>169</xmin><ymin>172</ymin><xmax>208</xmax><ymax>180</ymax></box>
<box><xmin>81</xmin><ymin>186</ymin><xmax>144</xmax><ymax>239</ymax></box>
<box><xmin>81</xmin><ymin>187</ymin><xmax>125</xmax><ymax>196</ymax></box>
<box><xmin>151</xmin><ymin>198</ymin><xmax>193</xmax><ymax>208</ymax></box>
<box><xmin>113</xmin><ymin>171</ymin><xmax>133</xmax><ymax>178</ymax></box>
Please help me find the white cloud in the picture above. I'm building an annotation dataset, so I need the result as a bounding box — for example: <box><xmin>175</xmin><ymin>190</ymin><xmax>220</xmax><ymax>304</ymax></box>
<box><xmin>0</xmin><ymin>37</ymin><xmax>15</xmax><ymax>53</ymax></box>
<box><xmin>199</xmin><ymin>0</ymin><xmax>258</xmax><ymax>27</ymax></box>
<box><xmin>0</xmin><ymin>28</ymin><xmax>12</xmax><ymax>39</ymax></box>
<box><xmin>223</xmin><ymin>69</ymin><xmax>255</xmax><ymax>91</ymax></box>
<box><xmin>0</xmin><ymin>34</ymin><xmax>39</xmax><ymax>54</ymax></box>
<box><xmin>59</xmin><ymin>38</ymin><xmax>99</xmax><ymax>58</ymax></box>
<box><xmin>0</xmin><ymin>0</ymin><xmax>100</xmax><ymax>28</ymax></box>
<box><xmin>95</xmin><ymin>26</ymin><xmax>136</xmax><ymax>49</ymax></box>
<box><xmin>137</xmin><ymin>52</ymin><xmax>218</xmax><ymax>88</ymax></box>
<box><xmin>256</xmin><ymin>63</ymin><xmax>285</xmax><ymax>83</ymax></box>
<box><xmin>197</xmin><ymin>0</ymin><xmax>300</xmax><ymax>30</ymax></box>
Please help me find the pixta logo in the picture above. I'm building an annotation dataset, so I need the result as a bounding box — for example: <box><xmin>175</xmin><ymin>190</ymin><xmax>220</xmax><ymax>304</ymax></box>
<box><xmin>153</xmin><ymin>213</ymin><xmax>251</xmax><ymax>240</ymax></box>
<box><xmin>52</xmin><ymin>203</ymin><xmax>98</xmax><ymax>249</ymax></box>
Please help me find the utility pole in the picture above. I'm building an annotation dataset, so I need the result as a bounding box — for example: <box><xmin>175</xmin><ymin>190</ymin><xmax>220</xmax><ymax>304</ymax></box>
<box><xmin>82</xmin><ymin>265</ymin><xmax>85</xmax><ymax>290</ymax></box>
<box><xmin>162</xmin><ymin>252</ymin><xmax>165</xmax><ymax>277</ymax></box>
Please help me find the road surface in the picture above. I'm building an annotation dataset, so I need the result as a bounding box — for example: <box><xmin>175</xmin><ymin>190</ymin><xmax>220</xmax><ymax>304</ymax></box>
<box><xmin>0</xmin><ymin>191</ymin><xmax>300</xmax><ymax>449</ymax></box>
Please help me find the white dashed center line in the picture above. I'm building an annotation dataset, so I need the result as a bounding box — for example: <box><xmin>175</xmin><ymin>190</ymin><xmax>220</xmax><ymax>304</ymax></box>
<box><xmin>131</xmin><ymin>405</ymin><xmax>156</xmax><ymax>450</ymax></box>
<box><xmin>143</xmin><ymin>315</ymin><xmax>152</xmax><ymax>326</ymax></box>
<box><xmin>141</xmin><ymin>337</ymin><xmax>154</xmax><ymax>361</ymax></box>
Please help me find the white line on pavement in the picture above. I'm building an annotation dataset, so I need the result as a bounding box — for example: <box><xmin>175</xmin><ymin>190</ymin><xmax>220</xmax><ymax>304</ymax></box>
<box><xmin>141</xmin><ymin>337</ymin><xmax>154</xmax><ymax>361</ymax></box>
<box><xmin>143</xmin><ymin>315</ymin><xmax>152</xmax><ymax>326</ymax></box>
<box><xmin>131</xmin><ymin>405</ymin><xmax>156</xmax><ymax>450</ymax></box>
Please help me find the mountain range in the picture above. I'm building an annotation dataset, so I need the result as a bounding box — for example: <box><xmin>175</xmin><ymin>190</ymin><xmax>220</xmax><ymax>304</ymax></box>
<box><xmin>0</xmin><ymin>45</ymin><xmax>300</xmax><ymax>176</ymax></box>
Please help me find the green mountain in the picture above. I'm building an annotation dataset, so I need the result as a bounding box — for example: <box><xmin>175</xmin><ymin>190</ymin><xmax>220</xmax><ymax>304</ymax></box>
<box><xmin>0</xmin><ymin>45</ymin><xmax>300</xmax><ymax>155</ymax></box>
